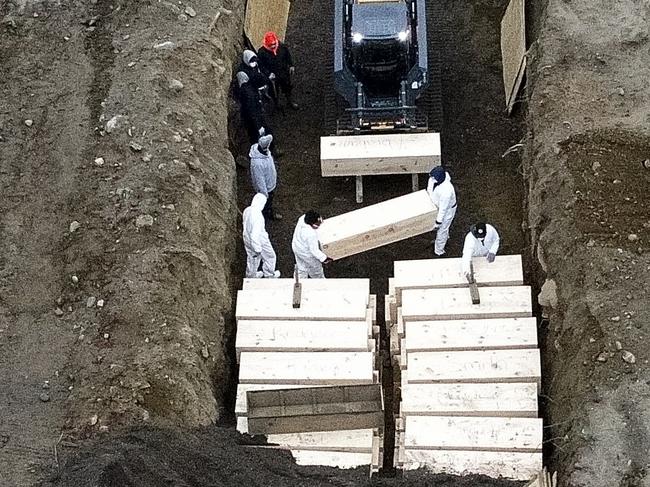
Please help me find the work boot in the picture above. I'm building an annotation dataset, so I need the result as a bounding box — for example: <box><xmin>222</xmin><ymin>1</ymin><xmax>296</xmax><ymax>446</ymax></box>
<box><xmin>255</xmin><ymin>271</ymin><xmax>264</xmax><ymax>278</ymax></box>
<box><xmin>270</xmin><ymin>270</ymin><xmax>281</xmax><ymax>278</ymax></box>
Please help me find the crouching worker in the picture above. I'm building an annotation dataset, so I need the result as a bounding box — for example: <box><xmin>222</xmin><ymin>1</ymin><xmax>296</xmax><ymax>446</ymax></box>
<box><xmin>461</xmin><ymin>222</ymin><xmax>500</xmax><ymax>279</ymax></box>
<box><xmin>243</xmin><ymin>193</ymin><xmax>281</xmax><ymax>278</ymax></box>
<box><xmin>291</xmin><ymin>210</ymin><xmax>332</xmax><ymax>278</ymax></box>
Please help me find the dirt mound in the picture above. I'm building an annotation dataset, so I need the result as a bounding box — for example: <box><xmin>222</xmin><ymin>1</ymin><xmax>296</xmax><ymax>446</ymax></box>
<box><xmin>1</xmin><ymin>0</ymin><xmax>243</xmax><ymax>484</ymax></box>
<box><xmin>46</xmin><ymin>426</ymin><xmax>523</xmax><ymax>487</ymax></box>
<box><xmin>524</xmin><ymin>0</ymin><xmax>650</xmax><ymax>484</ymax></box>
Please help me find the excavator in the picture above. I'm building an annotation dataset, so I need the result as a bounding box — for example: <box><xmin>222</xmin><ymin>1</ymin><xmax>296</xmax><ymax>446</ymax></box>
<box><xmin>333</xmin><ymin>0</ymin><xmax>431</xmax><ymax>132</ymax></box>
<box><xmin>322</xmin><ymin>0</ymin><xmax>442</xmax><ymax>201</ymax></box>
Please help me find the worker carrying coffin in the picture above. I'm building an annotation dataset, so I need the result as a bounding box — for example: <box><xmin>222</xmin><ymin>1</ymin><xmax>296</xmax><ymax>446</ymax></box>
<box><xmin>292</xmin><ymin>210</ymin><xmax>333</xmax><ymax>278</ymax></box>
<box><xmin>461</xmin><ymin>222</ymin><xmax>501</xmax><ymax>279</ymax></box>
<box><xmin>427</xmin><ymin>166</ymin><xmax>457</xmax><ymax>257</ymax></box>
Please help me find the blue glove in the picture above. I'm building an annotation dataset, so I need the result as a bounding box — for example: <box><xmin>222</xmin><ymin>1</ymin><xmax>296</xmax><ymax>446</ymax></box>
<box><xmin>487</xmin><ymin>252</ymin><xmax>496</xmax><ymax>263</ymax></box>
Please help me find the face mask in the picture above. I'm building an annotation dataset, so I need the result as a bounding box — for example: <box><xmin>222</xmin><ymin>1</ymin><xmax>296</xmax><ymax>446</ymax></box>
<box><xmin>249</xmin><ymin>61</ymin><xmax>257</xmax><ymax>68</ymax></box>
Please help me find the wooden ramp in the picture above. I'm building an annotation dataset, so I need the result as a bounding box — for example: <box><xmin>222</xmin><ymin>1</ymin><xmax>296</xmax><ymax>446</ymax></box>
<box><xmin>235</xmin><ymin>279</ymin><xmax>383</xmax><ymax>474</ymax></box>
<box><xmin>317</xmin><ymin>190</ymin><xmax>437</xmax><ymax>260</ymax></box>
<box><xmin>388</xmin><ymin>255</ymin><xmax>543</xmax><ymax>480</ymax></box>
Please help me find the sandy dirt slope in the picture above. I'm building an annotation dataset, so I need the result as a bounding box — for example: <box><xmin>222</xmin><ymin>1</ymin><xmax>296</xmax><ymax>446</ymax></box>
<box><xmin>524</xmin><ymin>1</ymin><xmax>650</xmax><ymax>485</ymax></box>
<box><xmin>0</xmin><ymin>0</ymin><xmax>242</xmax><ymax>484</ymax></box>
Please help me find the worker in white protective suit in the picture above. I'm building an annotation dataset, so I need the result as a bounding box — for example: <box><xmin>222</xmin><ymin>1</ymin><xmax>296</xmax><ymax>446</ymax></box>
<box><xmin>426</xmin><ymin>166</ymin><xmax>457</xmax><ymax>256</ymax></box>
<box><xmin>291</xmin><ymin>210</ymin><xmax>332</xmax><ymax>278</ymax></box>
<box><xmin>242</xmin><ymin>193</ymin><xmax>281</xmax><ymax>278</ymax></box>
<box><xmin>461</xmin><ymin>222</ymin><xmax>500</xmax><ymax>278</ymax></box>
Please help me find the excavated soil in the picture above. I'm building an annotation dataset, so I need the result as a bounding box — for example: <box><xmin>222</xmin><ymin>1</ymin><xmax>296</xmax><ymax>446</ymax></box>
<box><xmin>2</xmin><ymin>0</ymin><xmax>647</xmax><ymax>485</ymax></box>
<box><xmin>524</xmin><ymin>1</ymin><xmax>650</xmax><ymax>485</ymax></box>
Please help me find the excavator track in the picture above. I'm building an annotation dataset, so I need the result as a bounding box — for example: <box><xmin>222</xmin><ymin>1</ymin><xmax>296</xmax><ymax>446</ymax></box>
<box><xmin>422</xmin><ymin>0</ymin><xmax>444</xmax><ymax>133</ymax></box>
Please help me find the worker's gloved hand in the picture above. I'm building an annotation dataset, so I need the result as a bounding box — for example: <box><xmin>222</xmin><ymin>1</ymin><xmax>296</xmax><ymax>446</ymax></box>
<box><xmin>289</xmin><ymin>66</ymin><xmax>295</xmax><ymax>75</ymax></box>
<box><xmin>486</xmin><ymin>252</ymin><xmax>496</xmax><ymax>263</ymax></box>
<box><xmin>258</xmin><ymin>127</ymin><xmax>266</xmax><ymax>136</ymax></box>
<box><xmin>269</xmin><ymin>72</ymin><xmax>276</xmax><ymax>80</ymax></box>
<box><xmin>323</xmin><ymin>258</ymin><xmax>334</xmax><ymax>265</ymax></box>
<box><xmin>432</xmin><ymin>221</ymin><xmax>441</xmax><ymax>231</ymax></box>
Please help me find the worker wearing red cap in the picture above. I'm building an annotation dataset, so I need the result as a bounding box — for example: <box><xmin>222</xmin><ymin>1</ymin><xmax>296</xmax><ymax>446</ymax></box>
<box><xmin>258</xmin><ymin>31</ymin><xmax>298</xmax><ymax>110</ymax></box>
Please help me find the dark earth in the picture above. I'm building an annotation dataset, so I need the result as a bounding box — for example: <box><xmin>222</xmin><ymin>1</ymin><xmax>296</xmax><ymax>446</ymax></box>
<box><xmin>0</xmin><ymin>0</ymin><xmax>648</xmax><ymax>486</ymax></box>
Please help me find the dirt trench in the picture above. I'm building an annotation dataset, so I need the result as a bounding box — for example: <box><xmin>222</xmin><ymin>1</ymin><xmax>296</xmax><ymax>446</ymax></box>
<box><xmin>2</xmin><ymin>0</ymin><xmax>647</xmax><ymax>485</ymax></box>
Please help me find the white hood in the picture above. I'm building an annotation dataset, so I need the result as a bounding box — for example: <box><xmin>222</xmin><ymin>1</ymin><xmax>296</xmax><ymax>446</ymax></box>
<box><xmin>250</xmin><ymin>193</ymin><xmax>267</xmax><ymax>211</ymax></box>
<box><xmin>243</xmin><ymin>49</ymin><xmax>256</xmax><ymax>66</ymax></box>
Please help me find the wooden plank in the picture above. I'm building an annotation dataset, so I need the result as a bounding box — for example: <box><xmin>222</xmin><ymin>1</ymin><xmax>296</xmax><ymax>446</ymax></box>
<box><xmin>390</xmin><ymin>296</ymin><xmax>398</xmax><ymax>326</ymax></box>
<box><xmin>368</xmin><ymin>294</ymin><xmax>377</xmax><ymax>324</ymax></box>
<box><xmin>291</xmin><ymin>450</ymin><xmax>373</xmax><ymax>468</ymax></box>
<box><xmin>237</xmin><ymin>384</ymin><xmax>328</xmax><ymax>416</ymax></box>
<box><xmin>238</xmin><ymin>352</ymin><xmax>375</xmax><ymax>385</ymax></box>
<box><xmin>397</xmin><ymin>307</ymin><xmax>404</xmax><ymax>345</ymax></box>
<box><xmin>384</xmin><ymin>294</ymin><xmax>392</xmax><ymax>324</ymax></box>
<box><xmin>264</xmin><ymin>429</ymin><xmax>375</xmax><ymax>452</ymax></box>
<box><xmin>393</xmin><ymin>255</ymin><xmax>524</xmax><ymax>306</ymax></box>
<box><xmin>356</xmin><ymin>175</ymin><xmax>363</xmax><ymax>203</ymax></box>
<box><xmin>243</xmin><ymin>278</ymin><xmax>370</xmax><ymax>294</ymax></box>
<box><xmin>248</xmin><ymin>410</ymin><xmax>384</xmax><ymax>435</ymax></box>
<box><xmin>243</xmin><ymin>0</ymin><xmax>290</xmax><ymax>50</ymax></box>
<box><xmin>235</xmin><ymin>289</ymin><xmax>368</xmax><ymax>321</ymax></box>
<box><xmin>400</xmin><ymin>286</ymin><xmax>532</xmax><ymax>321</ymax></box>
<box><xmin>500</xmin><ymin>0</ymin><xmax>526</xmax><ymax>113</ymax></box>
<box><xmin>403</xmin><ymin>317</ymin><xmax>538</xmax><ymax>351</ymax></box>
<box><xmin>292</xmin><ymin>282</ymin><xmax>302</xmax><ymax>308</ymax></box>
<box><xmin>247</xmin><ymin>383</ymin><xmax>381</xmax><ymax>410</ymax></box>
<box><xmin>404</xmin><ymin>416</ymin><xmax>542</xmax><ymax>451</ymax></box>
<box><xmin>400</xmin><ymin>450</ymin><xmax>542</xmax><ymax>480</ymax></box>
<box><xmin>320</xmin><ymin>133</ymin><xmax>441</xmax><ymax>177</ymax></box>
<box><xmin>235</xmin><ymin>320</ymin><xmax>371</xmax><ymax>356</ymax></box>
<box><xmin>317</xmin><ymin>190</ymin><xmax>437</xmax><ymax>260</ymax></box>
<box><xmin>411</xmin><ymin>173</ymin><xmax>419</xmax><ymax>192</ymax></box>
<box><xmin>406</xmin><ymin>349</ymin><xmax>541</xmax><ymax>384</ymax></box>
<box><xmin>400</xmin><ymin>383</ymin><xmax>538</xmax><ymax>417</ymax></box>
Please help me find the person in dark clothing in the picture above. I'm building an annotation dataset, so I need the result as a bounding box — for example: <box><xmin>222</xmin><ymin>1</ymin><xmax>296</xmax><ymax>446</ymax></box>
<box><xmin>235</xmin><ymin>71</ymin><xmax>273</xmax><ymax>144</ymax></box>
<box><xmin>257</xmin><ymin>31</ymin><xmax>298</xmax><ymax>109</ymax></box>
<box><xmin>238</xmin><ymin>50</ymin><xmax>273</xmax><ymax>97</ymax></box>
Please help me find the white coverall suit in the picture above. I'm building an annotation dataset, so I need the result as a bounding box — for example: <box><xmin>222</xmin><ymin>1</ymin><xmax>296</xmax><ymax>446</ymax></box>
<box><xmin>461</xmin><ymin>224</ymin><xmax>500</xmax><ymax>277</ymax></box>
<box><xmin>242</xmin><ymin>194</ymin><xmax>278</xmax><ymax>278</ymax></box>
<box><xmin>291</xmin><ymin>215</ymin><xmax>327</xmax><ymax>278</ymax></box>
<box><xmin>427</xmin><ymin>171</ymin><xmax>457</xmax><ymax>256</ymax></box>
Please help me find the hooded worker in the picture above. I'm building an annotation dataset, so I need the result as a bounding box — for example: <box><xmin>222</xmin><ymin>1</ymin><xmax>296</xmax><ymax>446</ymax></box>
<box><xmin>242</xmin><ymin>193</ymin><xmax>280</xmax><ymax>278</ymax></box>
<box><xmin>235</xmin><ymin>71</ymin><xmax>273</xmax><ymax>144</ymax></box>
<box><xmin>239</xmin><ymin>49</ymin><xmax>272</xmax><ymax>92</ymax></box>
<box><xmin>257</xmin><ymin>31</ymin><xmax>297</xmax><ymax>109</ymax></box>
<box><xmin>249</xmin><ymin>134</ymin><xmax>282</xmax><ymax>220</ymax></box>
<box><xmin>291</xmin><ymin>210</ymin><xmax>332</xmax><ymax>278</ymax></box>
<box><xmin>461</xmin><ymin>222</ymin><xmax>500</xmax><ymax>278</ymax></box>
<box><xmin>426</xmin><ymin>166</ymin><xmax>457</xmax><ymax>256</ymax></box>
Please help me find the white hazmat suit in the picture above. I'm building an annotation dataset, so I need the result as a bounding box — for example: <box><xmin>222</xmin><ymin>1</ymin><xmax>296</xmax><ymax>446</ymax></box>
<box><xmin>291</xmin><ymin>215</ymin><xmax>328</xmax><ymax>278</ymax></box>
<box><xmin>242</xmin><ymin>194</ymin><xmax>279</xmax><ymax>278</ymax></box>
<box><xmin>461</xmin><ymin>224</ymin><xmax>500</xmax><ymax>277</ymax></box>
<box><xmin>427</xmin><ymin>170</ymin><xmax>457</xmax><ymax>256</ymax></box>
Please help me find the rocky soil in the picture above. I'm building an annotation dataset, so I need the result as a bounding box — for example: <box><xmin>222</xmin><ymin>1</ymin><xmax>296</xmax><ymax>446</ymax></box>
<box><xmin>525</xmin><ymin>0</ymin><xmax>650</xmax><ymax>485</ymax></box>
<box><xmin>1</xmin><ymin>0</ymin><xmax>243</xmax><ymax>485</ymax></box>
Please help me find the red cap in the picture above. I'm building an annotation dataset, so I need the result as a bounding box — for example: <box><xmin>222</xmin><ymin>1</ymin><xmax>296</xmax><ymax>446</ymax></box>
<box><xmin>263</xmin><ymin>31</ymin><xmax>279</xmax><ymax>51</ymax></box>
